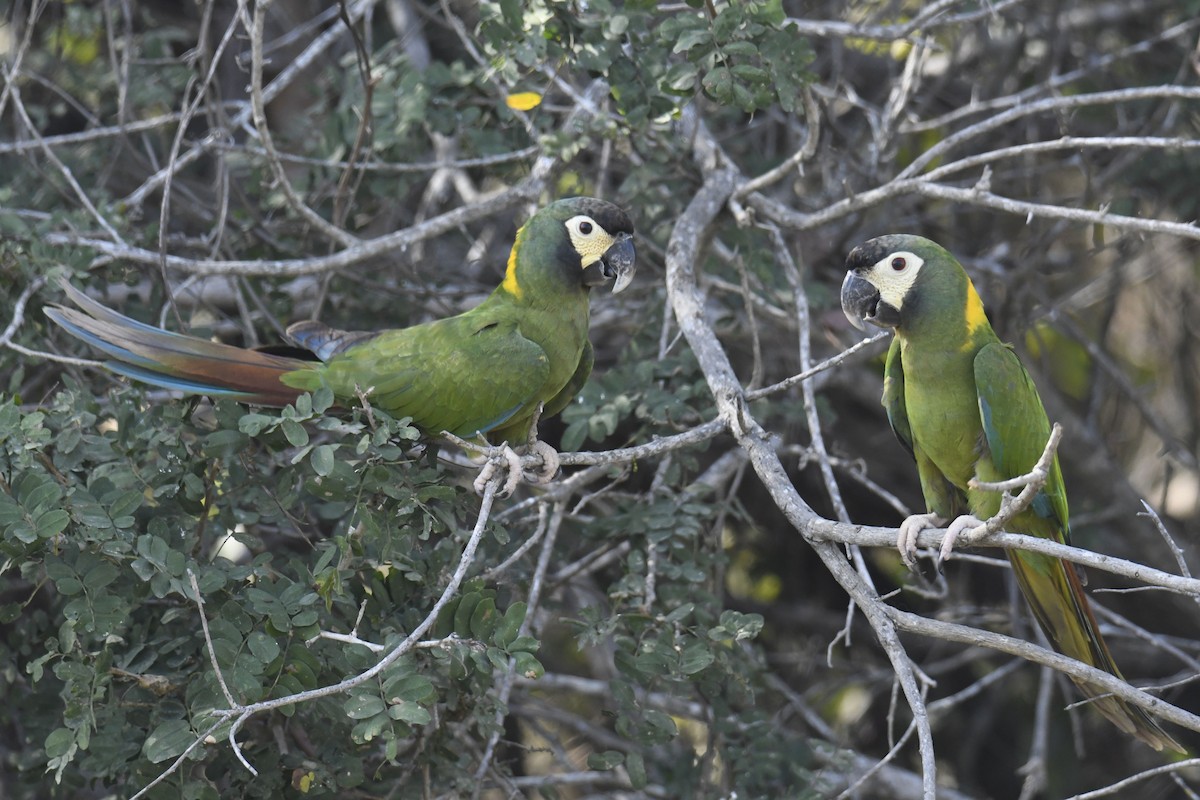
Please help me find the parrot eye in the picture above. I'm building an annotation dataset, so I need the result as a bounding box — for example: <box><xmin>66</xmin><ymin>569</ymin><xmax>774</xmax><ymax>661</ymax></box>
<box><xmin>567</xmin><ymin>216</ymin><xmax>599</xmax><ymax>237</ymax></box>
<box><xmin>891</xmin><ymin>257</ymin><xmax>907</xmax><ymax>271</ymax></box>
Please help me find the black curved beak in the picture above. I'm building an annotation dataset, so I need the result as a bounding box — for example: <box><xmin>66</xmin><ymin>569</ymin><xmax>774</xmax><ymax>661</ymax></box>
<box><xmin>840</xmin><ymin>272</ymin><xmax>877</xmax><ymax>331</ymax></box>
<box><xmin>840</xmin><ymin>271</ymin><xmax>899</xmax><ymax>330</ymax></box>
<box><xmin>583</xmin><ymin>232</ymin><xmax>636</xmax><ymax>293</ymax></box>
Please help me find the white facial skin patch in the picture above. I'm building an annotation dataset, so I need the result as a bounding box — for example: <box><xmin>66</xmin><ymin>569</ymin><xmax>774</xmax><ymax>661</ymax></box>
<box><xmin>868</xmin><ymin>250</ymin><xmax>924</xmax><ymax>311</ymax></box>
<box><xmin>565</xmin><ymin>214</ymin><xmax>616</xmax><ymax>267</ymax></box>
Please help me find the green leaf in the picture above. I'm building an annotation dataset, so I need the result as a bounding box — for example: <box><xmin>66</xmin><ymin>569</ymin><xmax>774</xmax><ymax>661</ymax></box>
<box><xmin>36</xmin><ymin>508</ymin><xmax>71</xmax><ymax>539</ymax></box>
<box><xmin>239</xmin><ymin>413</ymin><xmax>277</xmax><ymax>436</ymax></box>
<box><xmin>21</xmin><ymin>477</ymin><xmax>62</xmax><ymax>515</ymax></box>
<box><xmin>84</xmin><ymin>560</ymin><xmax>119</xmax><ymax>590</ymax></box>
<box><xmin>494</xmin><ymin>601</ymin><xmax>526</xmax><ymax>649</ymax></box>
<box><xmin>627</xmin><ymin>752</ymin><xmax>648</xmax><ymax>789</ymax></box>
<box><xmin>350</xmin><ymin>713</ymin><xmax>389</xmax><ymax>744</ymax></box>
<box><xmin>672</xmin><ymin>26</ymin><xmax>711</xmax><ymax>55</ymax></box>
<box><xmin>383</xmin><ymin>671</ymin><xmax>436</xmax><ymax>704</ymax></box>
<box><xmin>730</xmin><ymin>64</ymin><xmax>769</xmax><ymax>84</ymax></box>
<box><xmin>453</xmin><ymin>592</ymin><xmax>482</xmax><ymax>636</ymax></box>
<box><xmin>293</xmin><ymin>393</ymin><xmax>312</xmax><ymax>417</ymax></box>
<box><xmin>720</xmin><ymin>41</ymin><xmax>758</xmax><ymax>57</ymax></box>
<box><xmin>499</xmin><ymin>0</ymin><xmax>523</xmax><ymax>27</ymax></box>
<box><xmin>312</xmin><ymin>386</ymin><xmax>335</xmax><ymax>413</ymax></box>
<box><xmin>247</xmin><ymin>631</ymin><xmax>281</xmax><ymax>664</ymax></box>
<box><xmin>44</xmin><ymin>727</ymin><xmax>76</xmax><ymax>759</ymax></box>
<box><xmin>344</xmin><ymin>693</ymin><xmax>386</xmax><ymax>720</ymax></box>
<box><xmin>108</xmin><ymin>489</ymin><xmax>143</xmax><ymax>520</ymax></box>
<box><xmin>387</xmin><ymin>699</ymin><xmax>432</xmax><ymax>725</ymax></box>
<box><xmin>311</xmin><ymin>444</ymin><xmax>336</xmax><ymax>477</ymax></box>
<box><xmin>663</xmin><ymin>602</ymin><xmax>694</xmax><ymax>624</ymax></box>
<box><xmin>702</xmin><ymin>66</ymin><xmax>733</xmax><ymax>103</ymax></box>
<box><xmin>560</xmin><ymin>420</ymin><xmax>587</xmax><ymax>453</ymax></box>
<box><xmin>679</xmin><ymin>641</ymin><xmax>715</xmax><ymax>675</ymax></box>
<box><xmin>512</xmin><ymin>651</ymin><xmax>544</xmax><ymax>680</ymax></box>
<box><xmin>469</xmin><ymin>597</ymin><xmax>498</xmax><ymax>640</ymax></box>
<box><xmin>142</xmin><ymin>719</ymin><xmax>195</xmax><ymax>763</ymax></box>
<box><xmin>712</xmin><ymin>5</ymin><xmax>743</xmax><ymax>39</ymax></box>
<box><xmin>291</xmin><ymin>609</ymin><xmax>319</xmax><ymax>628</ymax></box>
<box><xmin>203</xmin><ymin>429</ymin><xmax>248</xmax><ymax>456</ymax></box>
<box><xmin>281</xmin><ymin>419</ymin><xmax>309</xmax><ymax>447</ymax></box>
<box><xmin>663</xmin><ymin>62</ymin><xmax>699</xmax><ymax>93</ymax></box>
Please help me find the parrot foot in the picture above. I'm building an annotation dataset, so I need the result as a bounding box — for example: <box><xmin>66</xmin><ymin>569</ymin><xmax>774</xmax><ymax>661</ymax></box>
<box><xmin>935</xmin><ymin>514</ymin><xmax>987</xmax><ymax>570</ymax></box>
<box><xmin>522</xmin><ymin>440</ymin><xmax>560</xmax><ymax>485</ymax></box>
<box><xmin>472</xmin><ymin>445</ymin><xmax>524</xmax><ymax>497</ymax></box>
<box><xmin>897</xmin><ymin>512</ymin><xmax>947</xmax><ymax>570</ymax></box>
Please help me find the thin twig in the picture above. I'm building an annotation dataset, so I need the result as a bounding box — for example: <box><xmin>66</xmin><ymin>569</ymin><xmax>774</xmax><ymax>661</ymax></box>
<box><xmin>187</xmin><ymin>569</ymin><xmax>237</xmax><ymax>708</ymax></box>
<box><xmin>0</xmin><ymin>276</ymin><xmax>46</xmax><ymax>349</ymax></box>
<box><xmin>806</xmin><ymin>520</ymin><xmax>1200</xmax><ymax>598</ymax></box>
<box><xmin>245</xmin><ymin>0</ymin><xmax>357</xmax><ymax>247</ymax></box>
<box><xmin>666</xmin><ymin>108</ymin><xmax>940</xmax><ymax>797</ymax></box>
<box><xmin>887</xmin><ymin>606</ymin><xmax>1200</xmax><ymax>734</ymax></box>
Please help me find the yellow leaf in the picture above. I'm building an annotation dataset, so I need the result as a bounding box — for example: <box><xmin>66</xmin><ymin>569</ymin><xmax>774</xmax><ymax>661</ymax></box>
<box><xmin>506</xmin><ymin>92</ymin><xmax>543</xmax><ymax>111</ymax></box>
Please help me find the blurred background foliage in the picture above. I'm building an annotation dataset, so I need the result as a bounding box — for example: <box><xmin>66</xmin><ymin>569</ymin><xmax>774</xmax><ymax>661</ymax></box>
<box><xmin>2</xmin><ymin>0</ymin><xmax>1200</xmax><ymax>798</ymax></box>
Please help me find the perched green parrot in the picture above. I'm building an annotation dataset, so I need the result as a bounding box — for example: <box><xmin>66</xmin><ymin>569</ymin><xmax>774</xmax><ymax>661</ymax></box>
<box><xmin>840</xmin><ymin>234</ymin><xmax>1181</xmax><ymax>752</ymax></box>
<box><xmin>46</xmin><ymin>197</ymin><xmax>635</xmax><ymax>472</ymax></box>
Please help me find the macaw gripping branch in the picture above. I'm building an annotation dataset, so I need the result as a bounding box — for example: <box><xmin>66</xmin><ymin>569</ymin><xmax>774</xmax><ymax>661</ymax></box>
<box><xmin>840</xmin><ymin>233</ymin><xmax>1184</xmax><ymax>754</ymax></box>
<box><xmin>45</xmin><ymin>197</ymin><xmax>636</xmax><ymax>491</ymax></box>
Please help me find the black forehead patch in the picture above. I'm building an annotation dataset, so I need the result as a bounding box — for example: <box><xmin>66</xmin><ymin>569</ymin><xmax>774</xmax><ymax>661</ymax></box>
<box><xmin>845</xmin><ymin>234</ymin><xmax>911</xmax><ymax>271</ymax></box>
<box><xmin>560</xmin><ymin>197</ymin><xmax>635</xmax><ymax>236</ymax></box>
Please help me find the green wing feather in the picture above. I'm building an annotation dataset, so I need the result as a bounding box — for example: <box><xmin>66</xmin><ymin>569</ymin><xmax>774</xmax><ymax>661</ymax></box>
<box><xmin>972</xmin><ymin>343</ymin><xmax>1068</xmax><ymax>529</ymax></box>
<box><xmin>973</xmin><ymin>343</ymin><xmax>1181</xmax><ymax>752</ymax></box>
<box><xmin>882</xmin><ymin>336</ymin><xmax>913</xmax><ymax>457</ymax></box>
<box><xmin>284</xmin><ymin>309</ymin><xmax>551</xmax><ymax>440</ymax></box>
<box><xmin>540</xmin><ymin>340</ymin><xmax>593</xmax><ymax>420</ymax></box>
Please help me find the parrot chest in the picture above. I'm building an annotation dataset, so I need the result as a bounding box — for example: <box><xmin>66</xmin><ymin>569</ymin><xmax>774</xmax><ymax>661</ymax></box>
<box><xmin>900</xmin><ymin>342</ymin><xmax>984</xmax><ymax>491</ymax></box>
<box><xmin>513</xmin><ymin>301</ymin><xmax>590</xmax><ymax>392</ymax></box>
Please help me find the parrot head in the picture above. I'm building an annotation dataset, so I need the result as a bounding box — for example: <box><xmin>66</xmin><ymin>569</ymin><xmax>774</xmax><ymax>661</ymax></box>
<box><xmin>508</xmin><ymin>197</ymin><xmax>636</xmax><ymax>297</ymax></box>
<box><xmin>840</xmin><ymin>234</ymin><xmax>966</xmax><ymax>333</ymax></box>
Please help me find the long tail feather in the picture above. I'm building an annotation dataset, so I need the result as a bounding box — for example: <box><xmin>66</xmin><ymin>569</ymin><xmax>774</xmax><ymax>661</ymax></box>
<box><xmin>1010</xmin><ymin>551</ymin><xmax>1185</xmax><ymax>753</ymax></box>
<box><xmin>46</xmin><ymin>280</ymin><xmax>314</xmax><ymax>408</ymax></box>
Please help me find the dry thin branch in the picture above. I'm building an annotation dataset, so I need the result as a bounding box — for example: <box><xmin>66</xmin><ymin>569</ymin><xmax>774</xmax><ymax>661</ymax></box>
<box><xmin>749</xmin><ymin>169</ymin><xmax>1200</xmax><ymax>242</ymax></box>
<box><xmin>783</xmin><ymin>0</ymin><xmax>1032</xmax><ymax>43</ymax></box>
<box><xmin>769</xmin><ymin>223</ymin><xmax>875</xmax><ymax>595</ymax></box>
<box><xmin>913</xmin><ymin>181</ymin><xmax>1200</xmax><ymax>242</ymax></box>
<box><xmin>47</xmin><ymin>179</ymin><xmax>547</xmax><ymax>276</ymax></box>
<box><xmin>245</xmin><ymin>0</ymin><xmax>358</xmax><ymax>247</ymax></box>
<box><xmin>899</xmin><ymin>85</ymin><xmax>1200</xmax><ymax>179</ymax></box>
<box><xmin>0</xmin><ymin>108</ymin><xmax>242</xmax><ymax>154</ymax></box>
<box><xmin>186</xmin><ymin>569</ymin><xmax>237</xmax><ymax>709</ymax></box>
<box><xmin>808</xmin><ymin>520</ymin><xmax>1200</xmax><ymax>598</ymax></box>
<box><xmin>1066</xmin><ymin>758</ymin><xmax>1200</xmax><ymax>799</ymax></box>
<box><xmin>1139</xmin><ymin>501</ymin><xmax>1196</xmax><ymax>583</ymax></box>
<box><xmin>666</xmin><ymin>110</ymin><xmax>940</xmax><ymax>797</ymax></box>
<box><xmin>1017</xmin><ymin>666</ymin><xmax>1054</xmax><ymax>800</ymax></box>
<box><xmin>0</xmin><ymin>276</ymin><xmax>46</xmax><ymax>350</ymax></box>
<box><xmin>734</xmin><ymin>86</ymin><xmax>820</xmax><ymax>199</ymax></box>
<box><xmin>1</xmin><ymin>69</ymin><xmax>124</xmax><ymax>244</ymax></box>
<box><xmin>885</xmin><ymin>607</ymin><xmax>1200</xmax><ymax>734</ymax></box>
<box><xmin>902</xmin><ymin>17</ymin><xmax>1200</xmax><ymax>134</ymax></box>
<box><xmin>922</xmin><ymin>136</ymin><xmax>1200</xmax><ymax>183</ymax></box>
<box><xmin>122</xmin><ymin>0</ymin><xmax>386</xmax><ymax>209</ymax></box>
<box><xmin>471</xmin><ymin>500</ymin><xmax>567</xmax><ymax>796</ymax></box>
